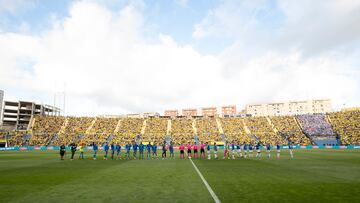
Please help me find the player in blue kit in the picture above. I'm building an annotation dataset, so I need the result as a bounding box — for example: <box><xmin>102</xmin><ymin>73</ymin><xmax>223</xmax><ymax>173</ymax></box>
<box><xmin>265</xmin><ymin>143</ymin><xmax>271</xmax><ymax>158</ymax></box>
<box><xmin>236</xmin><ymin>142</ymin><xmax>242</xmax><ymax>158</ymax></box>
<box><xmin>152</xmin><ymin>142</ymin><xmax>158</xmax><ymax>159</ymax></box>
<box><xmin>110</xmin><ymin>143</ymin><xmax>115</xmax><ymax>160</ymax></box>
<box><xmin>288</xmin><ymin>140</ymin><xmax>294</xmax><ymax>159</ymax></box>
<box><xmin>146</xmin><ymin>142</ymin><xmax>152</xmax><ymax>159</ymax></box>
<box><xmin>133</xmin><ymin>142</ymin><xmax>138</xmax><ymax>159</ymax></box>
<box><xmin>169</xmin><ymin>141</ymin><xmax>174</xmax><ymax>159</ymax></box>
<box><xmin>103</xmin><ymin>143</ymin><xmax>109</xmax><ymax>160</ymax></box>
<box><xmin>115</xmin><ymin>143</ymin><xmax>121</xmax><ymax>160</ymax></box>
<box><xmin>243</xmin><ymin>142</ymin><xmax>248</xmax><ymax>158</ymax></box>
<box><xmin>231</xmin><ymin>142</ymin><xmax>236</xmax><ymax>159</ymax></box>
<box><xmin>206</xmin><ymin>142</ymin><xmax>211</xmax><ymax>160</ymax></box>
<box><xmin>139</xmin><ymin>142</ymin><xmax>144</xmax><ymax>160</ymax></box>
<box><xmin>276</xmin><ymin>143</ymin><xmax>281</xmax><ymax>159</ymax></box>
<box><xmin>248</xmin><ymin>143</ymin><xmax>253</xmax><ymax>158</ymax></box>
<box><xmin>255</xmin><ymin>142</ymin><xmax>261</xmax><ymax>158</ymax></box>
<box><xmin>213</xmin><ymin>142</ymin><xmax>218</xmax><ymax>159</ymax></box>
<box><xmin>92</xmin><ymin>142</ymin><xmax>98</xmax><ymax>160</ymax></box>
<box><xmin>125</xmin><ymin>143</ymin><xmax>131</xmax><ymax>159</ymax></box>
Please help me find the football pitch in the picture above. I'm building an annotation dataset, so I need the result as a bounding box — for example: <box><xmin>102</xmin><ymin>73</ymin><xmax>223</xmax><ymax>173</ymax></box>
<box><xmin>1</xmin><ymin>149</ymin><xmax>360</xmax><ymax>203</ymax></box>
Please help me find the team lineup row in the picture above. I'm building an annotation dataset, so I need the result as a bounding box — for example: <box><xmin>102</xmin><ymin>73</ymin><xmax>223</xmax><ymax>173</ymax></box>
<box><xmin>59</xmin><ymin>141</ymin><xmax>295</xmax><ymax>160</ymax></box>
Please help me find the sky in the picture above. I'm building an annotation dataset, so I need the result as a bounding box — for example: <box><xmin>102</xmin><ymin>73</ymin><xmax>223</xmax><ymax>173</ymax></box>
<box><xmin>0</xmin><ymin>0</ymin><xmax>359</xmax><ymax>116</ymax></box>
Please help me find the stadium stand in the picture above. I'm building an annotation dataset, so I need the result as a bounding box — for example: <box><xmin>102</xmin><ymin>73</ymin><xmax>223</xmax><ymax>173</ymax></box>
<box><xmin>143</xmin><ymin>118</ymin><xmax>168</xmax><ymax>144</ymax></box>
<box><xmin>113</xmin><ymin>118</ymin><xmax>143</xmax><ymax>144</ymax></box>
<box><xmin>5</xmin><ymin>110</ymin><xmax>360</xmax><ymax>146</ymax></box>
<box><xmin>270</xmin><ymin>116</ymin><xmax>312</xmax><ymax>145</ymax></box>
<box><xmin>53</xmin><ymin>116</ymin><xmax>94</xmax><ymax>146</ymax></box>
<box><xmin>244</xmin><ymin>117</ymin><xmax>287</xmax><ymax>145</ymax></box>
<box><xmin>87</xmin><ymin>117</ymin><xmax>118</xmax><ymax>144</ymax></box>
<box><xmin>297</xmin><ymin>114</ymin><xmax>334</xmax><ymax>138</ymax></box>
<box><xmin>196</xmin><ymin>118</ymin><xmax>220</xmax><ymax>142</ymax></box>
<box><xmin>328</xmin><ymin>110</ymin><xmax>360</xmax><ymax>145</ymax></box>
<box><xmin>30</xmin><ymin>116</ymin><xmax>66</xmax><ymax>146</ymax></box>
<box><xmin>171</xmin><ymin>118</ymin><xmax>194</xmax><ymax>144</ymax></box>
<box><xmin>8</xmin><ymin>131</ymin><xmax>25</xmax><ymax>146</ymax></box>
<box><xmin>220</xmin><ymin>118</ymin><xmax>251</xmax><ymax>143</ymax></box>
<box><xmin>0</xmin><ymin>132</ymin><xmax>6</xmax><ymax>140</ymax></box>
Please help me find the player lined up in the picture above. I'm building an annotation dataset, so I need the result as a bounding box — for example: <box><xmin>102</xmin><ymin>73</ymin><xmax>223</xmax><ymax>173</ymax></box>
<box><xmin>59</xmin><ymin>141</ymin><xmax>295</xmax><ymax>160</ymax></box>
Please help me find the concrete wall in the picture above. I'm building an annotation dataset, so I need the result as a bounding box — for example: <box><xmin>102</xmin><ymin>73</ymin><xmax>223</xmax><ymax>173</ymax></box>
<box><xmin>0</xmin><ymin>90</ymin><xmax>3</xmax><ymax>125</ymax></box>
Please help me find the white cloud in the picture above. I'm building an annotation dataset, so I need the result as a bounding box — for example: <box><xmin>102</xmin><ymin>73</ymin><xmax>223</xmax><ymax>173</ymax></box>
<box><xmin>0</xmin><ymin>0</ymin><xmax>359</xmax><ymax>117</ymax></box>
<box><xmin>192</xmin><ymin>0</ymin><xmax>360</xmax><ymax>109</ymax></box>
<box><xmin>277</xmin><ymin>0</ymin><xmax>360</xmax><ymax>55</ymax></box>
<box><xmin>0</xmin><ymin>0</ymin><xmax>37</xmax><ymax>14</ymax></box>
<box><xmin>192</xmin><ymin>0</ymin><xmax>268</xmax><ymax>39</ymax></box>
<box><xmin>175</xmin><ymin>0</ymin><xmax>188</xmax><ymax>8</ymax></box>
<box><xmin>0</xmin><ymin>1</ymin><xmax>222</xmax><ymax>116</ymax></box>
<box><xmin>194</xmin><ymin>0</ymin><xmax>360</xmax><ymax>56</ymax></box>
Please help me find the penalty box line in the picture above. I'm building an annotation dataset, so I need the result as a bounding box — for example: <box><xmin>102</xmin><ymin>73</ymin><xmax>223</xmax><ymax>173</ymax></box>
<box><xmin>189</xmin><ymin>158</ymin><xmax>221</xmax><ymax>203</ymax></box>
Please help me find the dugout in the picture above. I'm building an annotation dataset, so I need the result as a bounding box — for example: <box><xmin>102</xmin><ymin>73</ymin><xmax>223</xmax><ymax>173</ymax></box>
<box><xmin>0</xmin><ymin>139</ymin><xmax>6</xmax><ymax>148</ymax></box>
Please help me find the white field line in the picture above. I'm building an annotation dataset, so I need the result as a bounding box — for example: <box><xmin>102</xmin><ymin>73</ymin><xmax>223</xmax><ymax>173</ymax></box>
<box><xmin>189</xmin><ymin>158</ymin><xmax>221</xmax><ymax>203</ymax></box>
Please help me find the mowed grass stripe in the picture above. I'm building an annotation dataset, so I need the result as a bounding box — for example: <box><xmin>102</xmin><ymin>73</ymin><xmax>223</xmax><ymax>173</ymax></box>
<box><xmin>189</xmin><ymin>158</ymin><xmax>221</xmax><ymax>203</ymax></box>
<box><xmin>0</xmin><ymin>151</ymin><xmax>213</xmax><ymax>203</ymax></box>
<box><xmin>193</xmin><ymin>149</ymin><xmax>360</xmax><ymax>203</ymax></box>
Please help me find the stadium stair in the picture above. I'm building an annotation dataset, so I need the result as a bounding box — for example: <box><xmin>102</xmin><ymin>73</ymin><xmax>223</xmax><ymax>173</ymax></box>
<box><xmin>325</xmin><ymin>114</ymin><xmax>339</xmax><ymax>139</ymax></box>
<box><xmin>114</xmin><ymin>119</ymin><xmax>122</xmax><ymax>134</ymax></box>
<box><xmin>141</xmin><ymin>119</ymin><xmax>147</xmax><ymax>135</ymax></box>
<box><xmin>48</xmin><ymin>117</ymin><xmax>68</xmax><ymax>146</ymax></box>
<box><xmin>86</xmin><ymin>118</ymin><xmax>97</xmax><ymax>135</ymax></box>
<box><xmin>294</xmin><ymin>116</ymin><xmax>315</xmax><ymax>145</ymax></box>
<box><xmin>242</xmin><ymin>119</ymin><xmax>251</xmax><ymax>134</ymax></box>
<box><xmin>326</xmin><ymin>114</ymin><xmax>334</xmax><ymax>128</ymax></box>
<box><xmin>243</xmin><ymin>119</ymin><xmax>258</xmax><ymax>142</ymax></box>
<box><xmin>192</xmin><ymin>119</ymin><xmax>198</xmax><ymax>135</ymax></box>
<box><xmin>250</xmin><ymin>134</ymin><xmax>259</xmax><ymax>141</ymax></box>
<box><xmin>47</xmin><ymin>134</ymin><xmax>58</xmax><ymax>146</ymax></box>
<box><xmin>266</xmin><ymin>117</ymin><xmax>278</xmax><ymax>133</ymax></box>
<box><xmin>106</xmin><ymin>135</ymin><xmax>113</xmax><ymax>142</ymax></box>
<box><xmin>58</xmin><ymin>117</ymin><xmax>68</xmax><ymax>135</ymax></box>
<box><xmin>167</xmin><ymin>119</ymin><xmax>171</xmax><ymax>135</ymax></box>
<box><xmin>27</xmin><ymin>116</ymin><xmax>36</xmax><ymax>132</ymax></box>
<box><xmin>216</xmin><ymin>118</ymin><xmax>224</xmax><ymax>134</ymax></box>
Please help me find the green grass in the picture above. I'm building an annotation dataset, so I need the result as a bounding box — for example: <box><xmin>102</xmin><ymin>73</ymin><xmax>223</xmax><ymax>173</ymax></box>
<box><xmin>0</xmin><ymin>149</ymin><xmax>360</xmax><ymax>203</ymax></box>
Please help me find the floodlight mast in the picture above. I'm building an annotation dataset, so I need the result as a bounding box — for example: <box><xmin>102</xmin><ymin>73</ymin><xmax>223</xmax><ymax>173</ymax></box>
<box><xmin>63</xmin><ymin>83</ymin><xmax>66</xmax><ymax>116</ymax></box>
<box><xmin>53</xmin><ymin>82</ymin><xmax>66</xmax><ymax>116</ymax></box>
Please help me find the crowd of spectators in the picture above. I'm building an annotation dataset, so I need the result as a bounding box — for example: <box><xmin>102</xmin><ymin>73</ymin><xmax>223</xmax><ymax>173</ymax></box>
<box><xmin>196</xmin><ymin>118</ymin><xmax>220</xmax><ymax>142</ymax></box>
<box><xmin>143</xmin><ymin>118</ymin><xmax>168</xmax><ymax>144</ymax></box>
<box><xmin>245</xmin><ymin>117</ymin><xmax>286</xmax><ymax>145</ymax></box>
<box><xmin>270</xmin><ymin>116</ymin><xmax>311</xmax><ymax>145</ymax></box>
<box><xmin>297</xmin><ymin>114</ymin><xmax>334</xmax><ymax>137</ymax></box>
<box><xmin>329</xmin><ymin>110</ymin><xmax>360</xmax><ymax>145</ymax></box>
<box><xmin>7</xmin><ymin>111</ymin><xmax>360</xmax><ymax>146</ymax></box>
<box><xmin>30</xmin><ymin>116</ymin><xmax>66</xmax><ymax>146</ymax></box>
<box><xmin>86</xmin><ymin>117</ymin><xmax>118</xmax><ymax>144</ymax></box>
<box><xmin>220</xmin><ymin>118</ymin><xmax>251</xmax><ymax>143</ymax></box>
<box><xmin>7</xmin><ymin>131</ymin><xmax>25</xmax><ymax>146</ymax></box>
<box><xmin>114</xmin><ymin>118</ymin><xmax>144</xmax><ymax>144</ymax></box>
<box><xmin>171</xmin><ymin>118</ymin><xmax>194</xmax><ymax>144</ymax></box>
<box><xmin>0</xmin><ymin>132</ymin><xmax>6</xmax><ymax>140</ymax></box>
<box><xmin>54</xmin><ymin>117</ymin><xmax>94</xmax><ymax>146</ymax></box>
